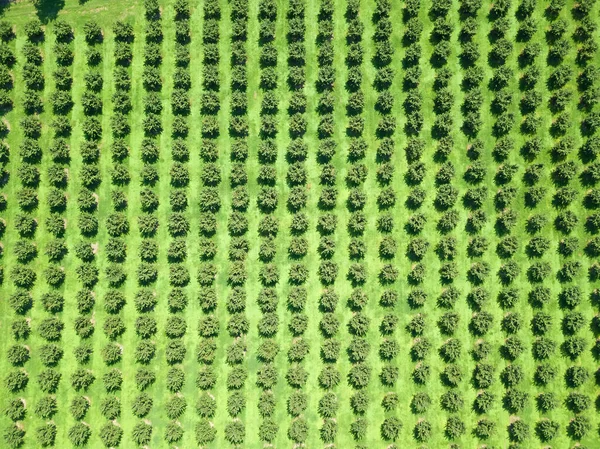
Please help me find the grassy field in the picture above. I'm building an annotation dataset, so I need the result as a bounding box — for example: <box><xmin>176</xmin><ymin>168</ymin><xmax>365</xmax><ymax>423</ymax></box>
<box><xmin>0</xmin><ymin>0</ymin><xmax>599</xmax><ymax>448</ymax></box>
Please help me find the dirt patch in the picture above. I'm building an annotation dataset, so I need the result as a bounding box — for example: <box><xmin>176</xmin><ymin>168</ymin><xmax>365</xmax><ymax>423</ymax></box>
<box><xmin>79</xmin><ymin>6</ymin><xmax>107</xmax><ymax>15</ymax></box>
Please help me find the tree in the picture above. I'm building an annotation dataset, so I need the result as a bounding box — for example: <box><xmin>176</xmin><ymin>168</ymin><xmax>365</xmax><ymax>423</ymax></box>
<box><xmin>137</xmin><ymin>263</ymin><xmax>158</xmax><ymax>285</ymax></box>
<box><xmin>227</xmin><ymin>391</ymin><xmax>245</xmax><ymax>417</ymax></box>
<box><xmin>40</xmin><ymin>344</ymin><xmax>63</xmax><ymax>367</ymax></box>
<box><xmin>287</xmin><ymin>391</ymin><xmax>307</xmax><ymax>417</ymax></box>
<box><xmin>165</xmin><ymin>340</ymin><xmax>186</xmax><ymax>364</ymax></box>
<box><xmin>566</xmin><ymin>365</ymin><xmax>590</xmax><ymax>388</ymax></box>
<box><xmin>7</xmin><ymin>345</ymin><xmax>30</xmax><ymax>367</ymax></box>
<box><xmin>132</xmin><ymin>393</ymin><xmax>153</xmax><ymax>418</ymax></box>
<box><xmin>254</xmin><ymin>391</ymin><xmax>275</xmax><ymax>418</ymax></box>
<box><xmin>313</xmin><ymin>392</ymin><xmax>338</xmax><ymax>419</ymax></box>
<box><xmin>69</xmin><ymin>396</ymin><xmax>89</xmax><ymax>420</ymax></box>
<box><xmin>439</xmin><ymin>338</ymin><xmax>461</xmax><ymax>363</ymax></box>
<box><xmin>135</xmin><ymin>368</ymin><xmax>156</xmax><ymax>391</ymax></box>
<box><xmin>440</xmin><ymin>391</ymin><xmax>463</xmax><ymax>412</ymax></box>
<box><xmin>565</xmin><ymin>392</ymin><xmax>591</xmax><ymax>414</ymax></box>
<box><xmin>134</xmin><ymin>289</ymin><xmax>156</xmax><ymax>313</ymax></box>
<box><xmin>9</xmin><ymin>291</ymin><xmax>32</xmax><ymax>315</ymax></box>
<box><xmin>320</xmin><ymin>339</ymin><xmax>340</xmax><ymax>362</ymax></box>
<box><xmin>68</xmin><ymin>422</ymin><xmax>91</xmax><ymax>447</ymax></box>
<box><xmin>196</xmin><ymin>366</ymin><xmax>217</xmax><ymax>390</ymax></box>
<box><xmin>468</xmin><ymin>261</ymin><xmax>490</xmax><ymax>284</ymax></box>
<box><xmin>195</xmin><ymin>419</ymin><xmax>216</xmax><ymax>444</ymax></box>
<box><xmin>164</xmin><ymin>421</ymin><xmax>183</xmax><ymax>443</ymax></box>
<box><xmin>410</xmin><ymin>363</ymin><xmax>429</xmax><ymax>385</ymax></box>
<box><xmin>379</xmin><ymin>339</ymin><xmax>399</xmax><ymax>360</ymax></box>
<box><xmin>106</xmin><ymin>212</ymin><xmax>129</xmax><ymax>237</ymax></box>
<box><xmin>36</xmin><ymin>422</ymin><xmax>56</xmax><ymax>447</ymax></box>
<box><xmin>315</xmin><ymin>365</ymin><xmax>340</xmax><ymax>390</ymax></box>
<box><xmin>347</xmin><ymin>338</ymin><xmax>369</xmax><ymax>363</ymax></box>
<box><xmin>350</xmin><ymin>417</ymin><xmax>367</xmax><ymax>440</ymax></box>
<box><xmin>348</xmin><ymin>363</ymin><xmax>371</xmax><ymax>389</ymax></box>
<box><xmin>251</xmin><ymin>415</ymin><xmax>275</xmax><ymax>442</ymax></box>
<box><xmin>500</xmin><ymin>364</ymin><xmax>524</xmax><ymax>389</ymax></box>
<box><xmin>45</xmin><ymin>239</ymin><xmax>67</xmax><ymax>263</ymax></box>
<box><xmin>37</xmin><ymin>369</ymin><xmax>60</xmax><ymax>393</ymax></box>
<box><xmin>288</xmin><ymin>418</ymin><xmax>307</xmax><ymax>443</ymax></box>
<box><xmin>473</xmin><ymin>418</ymin><xmax>496</xmax><ymax>440</ymax></box>
<box><xmin>44</xmin><ymin>265</ymin><xmax>66</xmax><ymax>286</ymax></box>
<box><xmin>132</xmin><ymin>421</ymin><xmax>152</xmax><ymax>445</ymax></box>
<box><xmin>412</xmin><ymin>419</ymin><xmax>432</xmax><ymax>442</ymax></box>
<box><xmin>99</xmin><ymin>422</ymin><xmax>122</xmax><ymax>448</ymax></box>
<box><xmin>70</xmin><ymin>369</ymin><xmax>94</xmax><ymax>391</ymax></box>
<box><xmin>4</xmin><ymin>398</ymin><xmax>26</xmax><ymax>421</ymax></box>
<box><xmin>501</xmin><ymin>336</ymin><xmax>525</xmax><ymax>361</ymax></box>
<box><xmin>381</xmin><ymin>417</ymin><xmax>401</xmax><ymax>441</ymax></box>
<box><xmin>503</xmin><ymin>388</ymin><xmax>528</xmax><ymax>413</ymax></box>
<box><xmin>103</xmin><ymin>315</ymin><xmax>125</xmax><ymax>340</ymax></box>
<box><xmin>195</xmin><ymin>392</ymin><xmax>216</xmax><ymax>418</ymax></box>
<box><xmin>38</xmin><ymin>317</ymin><xmax>64</xmax><ymax>341</ymax></box>
<box><xmin>567</xmin><ymin>415</ymin><xmax>591</xmax><ymax>439</ymax></box>
<box><xmin>532</xmin><ymin>337</ymin><xmax>556</xmax><ymax>361</ymax></box>
<box><xmin>4</xmin><ymin>424</ymin><xmax>25</xmax><ymax>448</ymax></box>
<box><xmin>562</xmin><ymin>337</ymin><xmax>586</xmax><ymax>360</ymax></box>
<box><xmin>11</xmin><ymin>266</ymin><xmax>36</xmax><ymax>289</ymax></box>
<box><xmin>286</xmin><ymin>365</ymin><xmax>307</xmax><ymax>388</ymax></box>
<box><xmin>15</xmin><ymin>214</ymin><xmax>38</xmax><ymax>238</ymax></box>
<box><xmin>5</xmin><ymin>371</ymin><xmax>28</xmax><ymax>392</ymax></box>
<box><xmin>407</xmin><ymin>238</ymin><xmax>429</xmax><ymax>261</ymax></box>
<box><xmin>100</xmin><ymin>396</ymin><xmax>120</xmax><ymax>420</ymax></box>
<box><xmin>445</xmin><ymin>416</ymin><xmax>465</xmax><ymax>440</ymax></box>
<box><xmin>165</xmin><ymin>396</ymin><xmax>186</xmax><ymax>419</ymax></box>
<box><xmin>442</xmin><ymin>364</ymin><xmax>463</xmax><ymax>387</ymax></box>
<box><xmin>508</xmin><ymin>419</ymin><xmax>530</xmax><ymax>443</ymax></box>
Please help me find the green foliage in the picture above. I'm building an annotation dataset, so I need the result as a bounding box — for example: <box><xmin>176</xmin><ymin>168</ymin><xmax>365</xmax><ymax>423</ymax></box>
<box><xmin>132</xmin><ymin>421</ymin><xmax>152</xmax><ymax>445</ymax></box>
<box><xmin>99</xmin><ymin>422</ymin><xmax>122</xmax><ymax>448</ymax></box>
<box><xmin>69</xmin><ymin>397</ymin><xmax>89</xmax><ymax>420</ymax></box>
<box><xmin>195</xmin><ymin>419</ymin><xmax>217</xmax><ymax>445</ymax></box>
<box><xmin>68</xmin><ymin>423</ymin><xmax>91</xmax><ymax>447</ymax></box>
<box><xmin>4</xmin><ymin>399</ymin><xmax>25</xmax><ymax>421</ymax></box>
<box><xmin>70</xmin><ymin>369</ymin><xmax>94</xmax><ymax>391</ymax></box>
<box><xmin>3</xmin><ymin>423</ymin><xmax>25</xmax><ymax>448</ymax></box>
<box><xmin>36</xmin><ymin>422</ymin><xmax>56</xmax><ymax>447</ymax></box>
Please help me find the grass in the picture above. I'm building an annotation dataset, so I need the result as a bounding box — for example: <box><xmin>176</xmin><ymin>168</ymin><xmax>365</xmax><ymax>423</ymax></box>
<box><xmin>1</xmin><ymin>0</ymin><xmax>599</xmax><ymax>448</ymax></box>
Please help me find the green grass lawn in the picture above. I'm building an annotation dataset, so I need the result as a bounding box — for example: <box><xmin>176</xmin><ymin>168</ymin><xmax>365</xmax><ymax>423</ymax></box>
<box><xmin>1</xmin><ymin>0</ymin><xmax>599</xmax><ymax>448</ymax></box>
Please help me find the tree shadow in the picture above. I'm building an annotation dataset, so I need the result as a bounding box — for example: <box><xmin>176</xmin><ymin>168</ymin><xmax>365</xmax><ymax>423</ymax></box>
<box><xmin>33</xmin><ymin>0</ymin><xmax>66</xmax><ymax>23</ymax></box>
<box><xmin>0</xmin><ymin>3</ymin><xmax>7</xmax><ymax>16</ymax></box>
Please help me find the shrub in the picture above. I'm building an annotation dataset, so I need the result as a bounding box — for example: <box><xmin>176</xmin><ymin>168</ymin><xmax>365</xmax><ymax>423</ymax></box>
<box><xmin>9</xmin><ymin>291</ymin><xmax>32</xmax><ymax>315</ymax></box>
<box><xmin>4</xmin><ymin>398</ymin><xmax>25</xmax><ymax>421</ymax></box>
<box><xmin>508</xmin><ymin>419</ymin><xmax>530</xmax><ymax>443</ymax></box>
<box><xmin>562</xmin><ymin>337</ymin><xmax>586</xmax><ymax>360</ymax></box>
<box><xmin>5</xmin><ymin>371</ymin><xmax>28</xmax><ymax>392</ymax></box>
<box><xmin>440</xmin><ymin>390</ymin><xmax>463</xmax><ymax>412</ymax></box>
<box><xmin>38</xmin><ymin>317</ymin><xmax>64</xmax><ymax>341</ymax></box>
<box><xmin>101</xmin><ymin>342</ymin><xmax>122</xmax><ymax>364</ymax></box>
<box><xmin>69</xmin><ymin>396</ymin><xmax>90</xmax><ymax>420</ymax></box>
<box><xmin>565</xmin><ymin>392</ymin><xmax>591</xmax><ymax>414</ymax></box>
<box><xmin>4</xmin><ymin>424</ymin><xmax>25</xmax><ymax>448</ymax></box>
<box><xmin>70</xmin><ymin>369</ymin><xmax>94</xmax><ymax>391</ymax></box>
<box><xmin>347</xmin><ymin>363</ymin><xmax>371</xmax><ymax>389</ymax></box>
<box><xmin>288</xmin><ymin>418</ymin><xmax>307</xmax><ymax>443</ymax></box>
<box><xmin>7</xmin><ymin>345</ymin><xmax>29</xmax><ymax>367</ymax></box>
<box><xmin>381</xmin><ymin>417</ymin><xmax>402</xmax><ymax>441</ymax></box>
<box><xmin>99</xmin><ymin>422</ymin><xmax>122</xmax><ymax>448</ymax></box>
<box><xmin>445</xmin><ymin>416</ymin><xmax>466</xmax><ymax>440</ymax></box>
<box><xmin>318</xmin><ymin>364</ymin><xmax>340</xmax><ymax>389</ymax></box>
<box><xmin>567</xmin><ymin>415</ymin><xmax>591</xmax><ymax>439</ymax></box>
